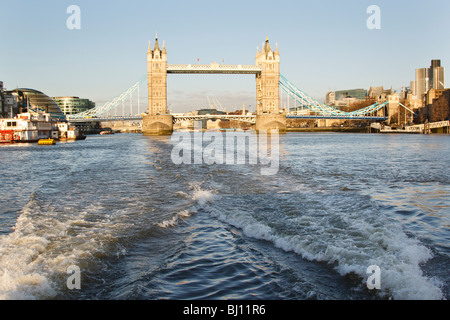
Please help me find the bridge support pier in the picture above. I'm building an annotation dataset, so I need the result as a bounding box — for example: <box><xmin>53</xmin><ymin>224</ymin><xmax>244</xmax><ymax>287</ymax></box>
<box><xmin>255</xmin><ymin>114</ymin><xmax>286</xmax><ymax>133</ymax></box>
<box><xmin>142</xmin><ymin>114</ymin><xmax>173</xmax><ymax>135</ymax></box>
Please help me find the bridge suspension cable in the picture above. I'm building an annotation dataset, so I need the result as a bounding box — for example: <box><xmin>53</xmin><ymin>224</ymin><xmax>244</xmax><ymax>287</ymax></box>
<box><xmin>279</xmin><ymin>74</ymin><xmax>388</xmax><ymax>117</ymax></box>
<box><xmin>67</xmin><ymin>75</ymin><xmax>147</xmax><ymax>120</ymax></box>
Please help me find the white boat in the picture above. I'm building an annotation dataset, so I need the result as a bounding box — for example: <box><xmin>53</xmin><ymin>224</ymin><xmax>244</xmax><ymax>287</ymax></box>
<box><xmin>0</xmin><ymin>112</ymin><xmax>58</xmax><ymax>143</ymax></box>
<box><xmin>56</xmin><ymin>122</ymin><xmax>86</xmax><ymax>141</ymax></box>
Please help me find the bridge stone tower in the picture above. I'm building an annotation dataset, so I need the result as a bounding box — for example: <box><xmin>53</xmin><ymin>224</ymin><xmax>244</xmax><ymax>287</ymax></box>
<box><xmin>143</xmin><ymin>34</ymin><xmax>173</xmax><ymax>135</ymax></box>
<box><xmin>147</xmin><ymin>35</ymin><xmax>168</xmax><ymax>115</ymax></box>
<box><xmin>256</xmin><ymin>37</ymin><xmax>280</xmax><ymax>114</ymax></box>
<box><xmin>255</xmin><ymin>37</ymin><xmax>286</xmax><ymax>133</ymax></box>
<box><xmin>387</xmin><ymin>93</ymin><xmax>400</xmax><ymax>124</ymax></box>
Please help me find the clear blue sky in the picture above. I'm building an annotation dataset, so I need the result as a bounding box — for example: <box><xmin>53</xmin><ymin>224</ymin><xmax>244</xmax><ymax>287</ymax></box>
<box><xmin>1</xmin><ymin>0</ymin><xmax>449</xmax><ymax>113</ymax></box>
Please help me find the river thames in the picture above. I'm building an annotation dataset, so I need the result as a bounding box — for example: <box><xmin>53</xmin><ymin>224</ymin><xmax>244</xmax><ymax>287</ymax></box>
<box><xmin>0</xmin><ymin>132</ymin><xmax>448</xmax><ymax>300</ymax></box>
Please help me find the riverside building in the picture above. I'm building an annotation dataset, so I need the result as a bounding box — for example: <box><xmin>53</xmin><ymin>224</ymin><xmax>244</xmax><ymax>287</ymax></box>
<box><xmin>52</xmin><ymin>96</ymin><xmax>95</xmax><ymax>116</ymax></box>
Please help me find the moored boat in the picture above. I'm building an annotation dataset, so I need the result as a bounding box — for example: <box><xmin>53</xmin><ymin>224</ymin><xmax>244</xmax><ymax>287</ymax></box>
<box><xmin>0</xmin><ymin>112</ymin><xmax>58</xmax><ymax>143</ymax></box>
<box><xmin>38</xmin><ymin>138</ymin><xmax>56</xmax><ymax>145</ymax></box>
<box><xmin>56</xmin><ymin>122</ymin><xmax>86</xmax><ymax>141</ymax></box>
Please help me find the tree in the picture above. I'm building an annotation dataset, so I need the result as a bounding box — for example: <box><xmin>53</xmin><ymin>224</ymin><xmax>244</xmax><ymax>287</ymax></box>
<box><xmin>348</xmin><ymin>98</ymin><xmax>377</xmax><ymax>112</ymax></box>
<box><xmin>430</xmin><ymin>90</ymin><xmax>450</xmax><ymax>122</ymax></box>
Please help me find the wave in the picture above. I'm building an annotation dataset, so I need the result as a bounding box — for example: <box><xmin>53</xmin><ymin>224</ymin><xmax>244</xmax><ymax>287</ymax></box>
<box><xmin>206</xmin><ymin>191</ymin><xmax>445</xmax><ymax>300</ymax></box>
<box><xmin>190</xmin><ymin>182</ymin><xmax>217</xmax><ymax>206</ymax></box>
<box><xmin>0</xmin><ymin>178</ymin><xmax>219</xmax><ymax>299</ymax></box>
<box><xmin>0</xmin><ymin>192</ymin><xmax>139</xmax><ymax>299</ymax></box>
<box><xmin>0</xmin><ymin>194</ymin><xmax>69</xmax><ymax>299</ymax></box>
<box><xmin>157</xmin><ymin>216</ymin><xmax>179</xmax><ymax>229</ymax></box>
<box><xmin>158</xmin><ymin>183</ymin><xmax>216</xmax><ymax>229</ymax></box>
<box><xmin>157</xmin><ymin>210</ymin><xmax>195</xmax><ymax>229</ymax></box>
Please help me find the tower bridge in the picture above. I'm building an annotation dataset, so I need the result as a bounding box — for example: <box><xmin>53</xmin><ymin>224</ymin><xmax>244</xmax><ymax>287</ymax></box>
<box><xmin>68</xmin><ymin>35</ymin><xmax>392</xmax><ymax>133</ymax></box>
<box><xmin>143</xmin><ymin>35</ymin><xmax>283</xmax><ymax>134</ymax></box>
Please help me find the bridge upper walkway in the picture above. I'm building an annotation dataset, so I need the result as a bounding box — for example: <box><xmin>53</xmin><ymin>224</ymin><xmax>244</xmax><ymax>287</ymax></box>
<box><xmin>167</xmin><ymin>63</ymin><xmax>262</xmax><ymax>74</ymax></box>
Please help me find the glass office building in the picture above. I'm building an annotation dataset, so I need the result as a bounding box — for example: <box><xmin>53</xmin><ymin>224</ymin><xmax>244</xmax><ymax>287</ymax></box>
<box><xmin>52</xmin><ymin>96</ymin><xmax>95</xmax><ymax>115</ymax></box>
<box><xmin>11</xmin><ymin>88</ymin><xmax>66</xmax><ymax>119</ymax></box>
<box><xmin>414</xmin><ymin>60</ymin><xmax>445</xmax><ymax>99</ymax></box>
<box><xmin>334</xmin><ymin>89</ymin><xmax>368</xmax><ymax>100</ymax></box>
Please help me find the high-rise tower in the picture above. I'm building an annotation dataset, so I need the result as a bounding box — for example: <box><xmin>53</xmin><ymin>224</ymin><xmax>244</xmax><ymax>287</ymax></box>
<box><xmin>147</xmin><ymin>35</ymin><xmax>168</xmax><ymax>115</ymax></box>
<box><xmin>255</xmin><ymin>37</ymin><xmax>280</xmax><ymax>114</ymax></box>
<box><xmin>414</xmin><ymin>59</ymin><xmax>445</xmax><ymax>100</ymax></box>
<box><xmin>430</xmin><ymin>60</ymin><xmax>445</xmax><ymax>90</ymax></box>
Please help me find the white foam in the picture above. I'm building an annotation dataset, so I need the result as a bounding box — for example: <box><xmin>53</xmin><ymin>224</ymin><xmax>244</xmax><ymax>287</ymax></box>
<box><xmin>192</xmin><ymin>190</ymin><xmax>216</xmax><ymax>206</ymax></box>
<box><xmin>188</xmin><ymin>182</ymin><xmax>217</xmax><ymax>206</ymax></box>
<box><xmin>157</xmin><ymin>216</ymin><xmax>179</xmax><ymax>229</ymax></box>
<box><xmin>0</xmin><ymin>194</ymin><xmax>133</xmax><ymax>300</ymax></box>
<box><xmin>155</xmin><ymin>183</ymin><xmax>215</xmax><ymax>230</ymax></box>
<box><xmin>0</xmin><ymin>227</ymin><xmax>58</xmax><ymax>299</ymax></box>
<box><xmin>175</xmin><ymin>191</ymin><xmax>189</xmax><ymax>199</ymax></box>
<box><xmin>177</xmin><ymin>210</ymin><xmax>192</xmax><ymax>218</ymax></box>
<box><xmin>208</xmin><ymin>205</ymin><xmax>445</xmax><ymax>300</ymax></box>
<box><xmin>157</xmin><ymin>209</ymin><xmax>197</xmax><ymax>229</ymax></box>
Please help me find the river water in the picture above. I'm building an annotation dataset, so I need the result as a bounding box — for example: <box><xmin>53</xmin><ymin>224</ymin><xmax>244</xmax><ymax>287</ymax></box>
<box><xmin>0</xmin><ymin>132</ymin><xmax>448</xmax><ymax>300</ymax></box>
